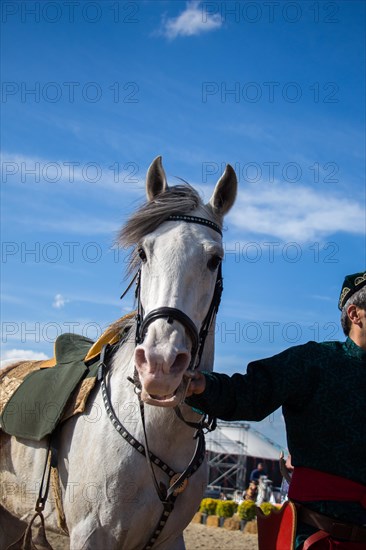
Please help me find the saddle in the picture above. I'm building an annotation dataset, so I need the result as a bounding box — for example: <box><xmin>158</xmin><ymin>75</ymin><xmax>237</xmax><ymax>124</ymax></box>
<box><xmin>0</xmin><ymin>315</ymin><xmax>134</xmax><ymax>550</ymax></box>
<box><xmin>0</xmin><ymin>314</ymin><xmax>133</xmax><ymax>440</ymax></box>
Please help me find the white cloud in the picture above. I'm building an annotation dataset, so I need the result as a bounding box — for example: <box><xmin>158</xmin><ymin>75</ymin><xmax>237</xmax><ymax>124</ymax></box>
<box><xmin>1</xmin><ymin>349</ymin><xmax>49</xmax><ymax>368</ymax></box>
<box><xmin>1</xmin><ymin>152</ymin><xmax>145</xmax><ymax>193</ymax></box>
<box><xmin>162</xmin><ymin>1</ymin><xmax>222</xmax><ymax>39</ymax></box>
<box><xmin>52</xmin><ymin>293</ymin><xmax>69</xmax><ymax>309</ymax></box>
<box><xmin>228</xmin><ymin>183</ymin><xmax>365</xmax><ymax>242</ymax></box>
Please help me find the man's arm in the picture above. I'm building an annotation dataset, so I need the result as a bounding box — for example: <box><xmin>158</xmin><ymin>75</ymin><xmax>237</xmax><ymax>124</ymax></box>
<box><xmin>185</xmin><ymin>343</ymin><xmax>315</xmax><ymax>421</ymax></box>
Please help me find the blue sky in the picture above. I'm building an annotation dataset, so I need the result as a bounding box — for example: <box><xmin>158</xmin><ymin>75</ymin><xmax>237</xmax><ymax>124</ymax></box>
<box><xmin>1</xmin><ymin>0</ymin><xmax>365</xmax><ymax>448</ymax></box>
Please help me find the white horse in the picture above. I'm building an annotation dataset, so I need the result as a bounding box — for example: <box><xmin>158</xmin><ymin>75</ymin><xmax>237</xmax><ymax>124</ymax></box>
<box><xmin>0</xmin><ymin>156</ymin><xmax>237</xmax><ymax>550</ymax></box>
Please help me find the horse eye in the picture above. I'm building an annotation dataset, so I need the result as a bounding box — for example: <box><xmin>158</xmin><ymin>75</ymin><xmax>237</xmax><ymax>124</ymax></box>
<box><xmin>138</xmin><ymin>247</ymin><xmax>147</xmax><ymax>262</ymax></box>
<box><xmin>207</xmin><ymin>255</ymin><xmax>221</xmax><ymax>271</ymax></box>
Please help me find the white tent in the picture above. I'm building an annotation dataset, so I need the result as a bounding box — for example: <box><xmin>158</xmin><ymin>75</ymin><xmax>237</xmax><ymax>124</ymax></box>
<box><xmin>205</xmin><ymin>421</ymin><xmax>282</xmax><ymax>459</ymax></box>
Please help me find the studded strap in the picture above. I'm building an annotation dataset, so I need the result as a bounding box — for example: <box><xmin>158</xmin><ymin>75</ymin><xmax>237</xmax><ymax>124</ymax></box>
<box><xmin>98</xmin><ymin>359</ymin><xmax>176</xmax><ymax>478</ymax></box>
<box><xmin>98</xmin><ymin>345</ymin><xmax>206</xmax><ymax>549</ymax></box>
<box><xmin>166</xmin><ymin>214</ymin><xmax>222</xmax><ymax>236</ymax></box>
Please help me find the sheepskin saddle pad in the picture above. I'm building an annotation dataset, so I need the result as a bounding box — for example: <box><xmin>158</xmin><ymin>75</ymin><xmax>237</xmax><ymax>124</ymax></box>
<box><xmin>0</xmin><ymin>314</ymin><xmax>132</xmax><ymax>441</ymax></box>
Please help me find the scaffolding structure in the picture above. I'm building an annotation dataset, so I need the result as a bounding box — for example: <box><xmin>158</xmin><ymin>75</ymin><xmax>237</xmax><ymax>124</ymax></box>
<box><xmin>205</xmin><ymin>420</ymin><xmax>282</xmax><ymax>492</ymax></box>
<box><xmin>206</xmin><ymin>421</ymin><xmax>250</xmax><ymax>492</ymax></box>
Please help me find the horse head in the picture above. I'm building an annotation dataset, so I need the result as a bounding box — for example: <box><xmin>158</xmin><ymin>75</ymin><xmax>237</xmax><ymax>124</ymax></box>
<box><xmin>119</xmin><ymin>156</ymin><xmax>237</xmax><ymax>407</ymax></box>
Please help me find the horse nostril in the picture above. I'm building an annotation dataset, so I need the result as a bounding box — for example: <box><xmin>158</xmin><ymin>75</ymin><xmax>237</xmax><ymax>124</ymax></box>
<box><xmin>171</xmin><ymin>352</ymin><xmax>190</xmax><ymax>373</ymax></box>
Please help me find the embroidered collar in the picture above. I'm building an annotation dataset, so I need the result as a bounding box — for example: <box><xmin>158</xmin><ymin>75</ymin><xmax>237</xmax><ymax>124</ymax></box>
<box><xmin>343</xmin><ymin>337</ymin><xmax>366</xmax><ymax>361</ymax></box>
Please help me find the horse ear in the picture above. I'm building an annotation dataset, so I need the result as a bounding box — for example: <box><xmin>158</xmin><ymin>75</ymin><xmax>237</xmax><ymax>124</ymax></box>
<box><xmin>208</xmin><ymin>164</ymin><xmax>237</xmax><ymax>216</ymax></box>
<box><xmin>146</xmin><ymin>156</ymin><xmax>168</xmax><ymax>201</ymax></box>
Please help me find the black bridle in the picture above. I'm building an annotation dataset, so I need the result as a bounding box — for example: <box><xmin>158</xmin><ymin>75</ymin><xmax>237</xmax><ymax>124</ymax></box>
<box><xmin>134</xmin><ymin>213</ymin><xmax>224</xmax><ymax>371</ymax></box>
<box><xmin>102</xmin><ymin>213</ymin><xmax>223</xmax><ymax>549</ymax></box>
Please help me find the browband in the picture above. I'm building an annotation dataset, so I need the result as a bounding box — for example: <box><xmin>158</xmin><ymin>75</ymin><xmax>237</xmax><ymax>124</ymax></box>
<box><xmin>166</xmin><ymin>214</ymin><xmax>222</xmax><ymax>236</ymax></box>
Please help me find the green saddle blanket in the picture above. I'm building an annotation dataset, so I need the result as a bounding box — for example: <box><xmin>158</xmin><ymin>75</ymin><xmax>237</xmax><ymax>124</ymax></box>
<box><xmin>0</xmin><ymin>333</ymin><xmax>99</xmax><ymax>441</ymax></box>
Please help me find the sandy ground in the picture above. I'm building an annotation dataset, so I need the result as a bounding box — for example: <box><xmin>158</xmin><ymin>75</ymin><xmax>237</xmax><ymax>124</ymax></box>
<box><xmin>184</xmin><ymin>523</ymin><xmax>259</xmax><ymax>550</ymax></box>
<box><xmin>46</xmin><ymin>523</ymin><xmax>259</xmax><ymax>549</ymax></box>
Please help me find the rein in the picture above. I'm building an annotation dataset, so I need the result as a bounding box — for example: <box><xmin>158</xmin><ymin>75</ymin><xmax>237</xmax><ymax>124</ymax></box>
<box><xmin>98</xmin><ymin>343</ymin><xmax>214</xmax><ymax>550</ymax></box>
<box><xmin>102</xmin><ymin>213</ymin><xmax>222</xmax><ymax>549</ymax></box>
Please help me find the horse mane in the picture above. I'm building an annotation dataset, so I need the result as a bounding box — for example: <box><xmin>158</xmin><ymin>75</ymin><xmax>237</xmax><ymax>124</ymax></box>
<box><xmin>118</xmin><ymin>184</ymin><xmax>219</xmax><ymax>274</ymax></box>
<box><xmin>107</xmin><ymin>313</ymin><xmax>136</xmax><ymax>349</ymax></box>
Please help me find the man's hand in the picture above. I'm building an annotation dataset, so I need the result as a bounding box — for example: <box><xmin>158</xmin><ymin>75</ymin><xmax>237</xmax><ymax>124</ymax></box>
<box><xmin>184</xmin><ymin>370</ymin><xmax>207</xmax><ymax>397</ymax></box>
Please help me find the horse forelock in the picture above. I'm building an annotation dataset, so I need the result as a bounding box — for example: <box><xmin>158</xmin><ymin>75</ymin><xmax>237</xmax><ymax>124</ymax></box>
<box><xmin>118</xmin><ymin>184</ymin><xmax>221</xmax><ymax>274</ymax></box>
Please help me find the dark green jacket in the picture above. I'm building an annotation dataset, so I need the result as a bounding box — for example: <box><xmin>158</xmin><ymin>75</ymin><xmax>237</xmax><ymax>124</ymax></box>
<box><xmin>188</xmin><ymin>338</ymin><xmax>366</xmax><ymax>483</ymax></box>
<box><xmin>187</xmin><ymin>338</ymin><xmax>366</xmax><ymax>529</ymax></box>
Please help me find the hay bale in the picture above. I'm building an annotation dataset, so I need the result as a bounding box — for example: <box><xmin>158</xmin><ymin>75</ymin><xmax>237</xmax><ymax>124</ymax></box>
<box><xmin>223</xmin><ymin>517</ymin><xmax>240</xmax><ymax>531</ymax></box>
<box><xmin>206</xmin><ymin>515</ymin><xmax>220</xmax><ymax>528</ymax></box>
<box><xmin>191</xmin><ymin>512</ymin><xmax>202</xmax><ymax>524</ymax></box>
<box><xmin>244</xmin><ymin>520</ymin><xmax>258</xmax><ymax>534</ymax></box>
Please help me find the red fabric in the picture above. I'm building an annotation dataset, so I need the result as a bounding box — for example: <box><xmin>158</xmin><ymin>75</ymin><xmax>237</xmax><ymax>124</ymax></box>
<box><xmin>303</xmin><ymin>531</ymin><xmax>330</xmax><ymax>549</ymax></box>
<box><xmin>288</xmin><ymin>467</ymin><xmax>366</xmax><ymax>508</ymax></box>
<box><xmin>303</xmin><ymin>531</ymin><xmax>366</xmax><ymax>550</ymax></box>
<box><xmin>256</xmin><ymin>501</ymin><xmax>297</xmax><ymax>550</ymax></box>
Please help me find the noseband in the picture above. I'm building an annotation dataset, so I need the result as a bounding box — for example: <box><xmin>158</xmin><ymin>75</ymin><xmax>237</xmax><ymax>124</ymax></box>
<box><xmin>134</xmin><ymin>214</ymin><xmax>223</xmax><ymax>371</ymax></box>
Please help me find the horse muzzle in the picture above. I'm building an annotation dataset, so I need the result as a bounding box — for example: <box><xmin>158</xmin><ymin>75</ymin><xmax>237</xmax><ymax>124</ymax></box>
<box><xmin>133</xmin><ymin>306</ymin><xmax>199</xmax><ymax>407</ymax></box>
<box><xmin>134</xmin><ymin>343</ymin><xmax>191</xmax><ymax>407</ymax></box>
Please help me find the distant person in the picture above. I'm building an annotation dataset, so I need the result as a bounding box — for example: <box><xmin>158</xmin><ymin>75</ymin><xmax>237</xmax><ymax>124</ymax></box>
<box><xmin>249</xmin><ymin>462</ymin><xmax>266</xmax><ymax>482</ymax></box>
<box><xmin>187</xmin><ymin>271</ymin><xmax>366</xmax><ymax>549</ymax></box>
<box><xmin>243</xmin><ymin>480</ymin><xmax>258</xmax><ymax>502</ymax></box>
<box><xmin>279</xmin><ymin>453</ymin><xmax>294</xmax><ymax>503</ymax></box>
